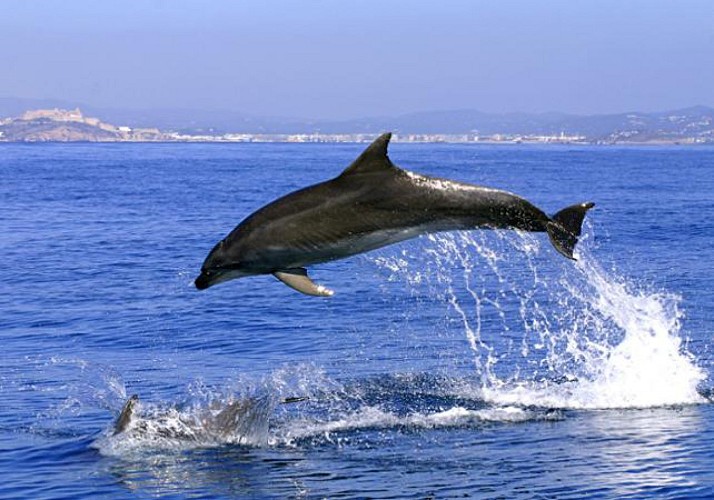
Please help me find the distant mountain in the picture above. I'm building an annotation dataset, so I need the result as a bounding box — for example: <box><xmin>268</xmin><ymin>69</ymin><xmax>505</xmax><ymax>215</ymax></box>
<box><xmin>1</xmin><ymin>97</ymin><xmax>713</xmax><ymax>141</ymax></box>
<box><xmin>0</xmin><ymin>97</ymin><xmax>84</xmax><ymax>118</ymax></box>
<box><xmin>314</xmin><ymin>106</ymin><xmax>714</xmax><ymax>140</ymax></box>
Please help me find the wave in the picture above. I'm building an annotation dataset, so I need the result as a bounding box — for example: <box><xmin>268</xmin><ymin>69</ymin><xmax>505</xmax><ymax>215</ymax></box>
<box><xmin>88</xmin><ymin>360</ymin><xmax>705</xmax><ymax>458</ymax></box>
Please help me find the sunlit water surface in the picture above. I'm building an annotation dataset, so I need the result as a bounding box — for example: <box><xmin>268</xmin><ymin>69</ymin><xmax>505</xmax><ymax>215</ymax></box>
<box><xmin>2</xmin><ymin>143</ymin><xmax>714</xmax><ymax>498</ymax></box>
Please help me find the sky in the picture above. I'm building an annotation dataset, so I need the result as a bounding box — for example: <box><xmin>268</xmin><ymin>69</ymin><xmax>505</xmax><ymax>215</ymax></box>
<box><xmin>2</xmin><ymin>0</ymin><xmax>713</xmax><ymax>119</ymax></box>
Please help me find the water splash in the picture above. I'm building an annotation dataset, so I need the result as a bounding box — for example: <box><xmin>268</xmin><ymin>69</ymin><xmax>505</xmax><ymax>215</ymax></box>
<box><xmin>93</xmin><ymin>363</ymin><xmax>337</xmax><ymax>456</ymax></box>
<box><xmin>374</xmin><ymin>229</ymin><xmax>706</xmax><ymax>409</ymax></box>
<box><xmin>94</xmin><ymin>394</ymin><xmax>277</xmax><ymax>456</ymax></box>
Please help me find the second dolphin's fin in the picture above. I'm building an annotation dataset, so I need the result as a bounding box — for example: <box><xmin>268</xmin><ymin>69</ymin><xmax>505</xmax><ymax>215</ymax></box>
<box><xmin>273</xmin><ymin>268</ymin><xmax>335</xmax><ymax>297</ymax></box>
<box><xmin>114</xmin><ymin>394</ymin><xmax>139</xmax><ymax>435</ymax></box>
<box><xmin>281</xmin><ymin>396</ymin><xmax>309</xmax><ymax>404</ymax></box>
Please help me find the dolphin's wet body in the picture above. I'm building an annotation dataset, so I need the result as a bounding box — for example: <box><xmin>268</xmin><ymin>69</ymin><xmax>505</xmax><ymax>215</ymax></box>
<box><xmin>196</xmin><ymin>133</ymin><xmax>594</xmax><ymax>296</ymax></box>
<box><xmin>113</xmin><ymin>394</ymin><xmax>202</xmax><ymax>441</ymax></box>
<box><xmin>112</xmin><ymin>394</ymin><xmax>307</xmax><ymax>443</ymax></box>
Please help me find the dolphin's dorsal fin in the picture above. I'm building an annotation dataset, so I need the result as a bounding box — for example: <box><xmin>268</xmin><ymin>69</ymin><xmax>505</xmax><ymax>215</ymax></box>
<box><xmin>273</xmin><ymin>268</ymin><xmax>334</xmax><ymax>297</ymax></box>
<box><xmin>339</xmin><ymin>132</ymin><xmax>396</xmax><ymax>177</ymax></box>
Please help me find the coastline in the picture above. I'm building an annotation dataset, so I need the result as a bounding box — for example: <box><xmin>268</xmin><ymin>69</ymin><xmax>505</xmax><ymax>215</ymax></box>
<box><xmin>1</xmin><ymin>137</ymin><xmax>710</xmax><ymax>146</ymax></box>
<box><xmin>1</xmin><ymin>107</ymin><xmax>712</xmax><ymax>145</ymax></box>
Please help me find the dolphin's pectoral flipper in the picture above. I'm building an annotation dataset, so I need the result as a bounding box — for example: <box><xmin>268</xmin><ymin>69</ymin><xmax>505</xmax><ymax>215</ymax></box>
<box><xmin>546</xmin><ymin>202</ymin><xmax>595</xmax><ymax>260</ymax></box>
<box><xmin>273</xmin><ymin>268</ymin><xmax>335</xmax><ymax>297</ymax></box>
<box><xmin>114</xmin><ymin>394</ymin><xmax>139</xmax><ymax>435</ymax></box>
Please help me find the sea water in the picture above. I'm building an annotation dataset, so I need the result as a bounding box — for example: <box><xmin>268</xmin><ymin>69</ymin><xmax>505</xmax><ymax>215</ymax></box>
<box><xmin>2</xmin><ymin>143</ymin><xmax>714</xmax><ymax>498</ymax></box>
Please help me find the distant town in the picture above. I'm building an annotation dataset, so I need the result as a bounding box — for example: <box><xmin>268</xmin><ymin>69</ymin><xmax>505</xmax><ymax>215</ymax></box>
<box><xmin>1</xmin><ymin>107</ymin><xmax>712</xmax><ymax>144</ymax></box>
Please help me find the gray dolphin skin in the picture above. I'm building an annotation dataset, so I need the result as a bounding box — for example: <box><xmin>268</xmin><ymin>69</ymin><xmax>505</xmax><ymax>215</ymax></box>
<box><xmin>111</xmin><ymin>394</ymin><xmax>308</xmax><ymax>440</ymax></box>
<box><xmin>195</xmin><ymin>133</ymin><xmax>594</xmax><ymax>296</ymax></box>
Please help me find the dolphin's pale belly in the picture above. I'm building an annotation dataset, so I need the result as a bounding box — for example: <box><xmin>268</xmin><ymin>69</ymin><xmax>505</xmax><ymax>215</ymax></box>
<box><xmin>316</xmin><ymin>226</ymin><xmax>424</xmax><ymax>259</ymax></box>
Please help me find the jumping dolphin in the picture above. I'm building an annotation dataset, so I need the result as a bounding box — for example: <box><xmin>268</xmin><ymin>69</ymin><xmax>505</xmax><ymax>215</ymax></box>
<box><xmin>195</xmin><ymin>133</ymin><xmax>594</xmax><ymax>296</ymax></box>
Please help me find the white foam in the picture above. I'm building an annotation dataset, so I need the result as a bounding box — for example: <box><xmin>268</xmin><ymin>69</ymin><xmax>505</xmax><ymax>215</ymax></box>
<box><xmin>481</xmin><ymin>256</ymin><xmax>706</xmax><ymax>409</ymax></box>
<box><xmin>272</xmin><ymin>404</ymin><xmax>551</xmax><ymax>447</ymax></box>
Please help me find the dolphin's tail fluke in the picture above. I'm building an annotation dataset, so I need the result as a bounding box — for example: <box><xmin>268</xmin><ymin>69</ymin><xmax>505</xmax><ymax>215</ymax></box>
<box><xmin>546</xmin><ymin>202</ymin><xmax>595</xmax><ymax>260</ymax></box>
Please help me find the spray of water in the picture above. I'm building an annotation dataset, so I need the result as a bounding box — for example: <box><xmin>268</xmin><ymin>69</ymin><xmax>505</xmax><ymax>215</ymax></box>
<box><xmin>374</xmin><ymin>229</ymin><xmax>706</xmax><ymax>409</ymax></box>
<box><xmin>81</xmin><ymin>226</ymin><xmax>708</xmax><ymax>457</ymax></box>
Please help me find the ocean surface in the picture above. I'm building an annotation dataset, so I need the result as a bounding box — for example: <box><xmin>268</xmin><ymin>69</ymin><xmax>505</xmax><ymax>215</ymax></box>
<box><xmin>2</xmin><ymin>142</ymin><xmax>714</xmax><ymax>499</ymax></box>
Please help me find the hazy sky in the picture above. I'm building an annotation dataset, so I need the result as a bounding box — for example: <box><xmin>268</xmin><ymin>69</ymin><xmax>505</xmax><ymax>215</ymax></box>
<box><xmin>2</xmin><ymin>0</ymin><xmax>713</xmax><ymax>119</ymax></box>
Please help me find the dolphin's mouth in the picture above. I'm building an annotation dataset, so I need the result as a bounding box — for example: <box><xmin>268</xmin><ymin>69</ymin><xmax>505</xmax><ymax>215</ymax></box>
<box><xmin>195</xmin><ymin>268</ymin><xmax>253</xmax><ymax>290</ymax></box>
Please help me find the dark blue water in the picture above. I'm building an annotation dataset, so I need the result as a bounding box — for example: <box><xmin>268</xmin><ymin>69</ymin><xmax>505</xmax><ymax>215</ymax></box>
<box><xmin>2</xmin><ymin>143</ymin><xmax>714</xmax><ymax>499</ymax></box>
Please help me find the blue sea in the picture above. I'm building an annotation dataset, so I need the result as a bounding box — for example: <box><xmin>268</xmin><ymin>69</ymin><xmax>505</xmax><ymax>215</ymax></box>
<box><xmin>2</xmin><ymin>142</ymin><xmax>714</xmax><ymax>499</ymax></box>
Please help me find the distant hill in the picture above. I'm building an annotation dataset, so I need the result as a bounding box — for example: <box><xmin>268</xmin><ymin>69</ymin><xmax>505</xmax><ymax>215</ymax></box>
<box><xmin>0</xmin><ymin>108</ymin><xmax>167</xmax><ymax>142</ymax></box>
<box><xmin>0</xmin><ymin>97</ymin><xmax>82</xmax><ymax>117</ymax></box>
<box><xmin>1</xmin><ymin>97</ymin><xmax>713</xmax><ymax>142</ymax></box>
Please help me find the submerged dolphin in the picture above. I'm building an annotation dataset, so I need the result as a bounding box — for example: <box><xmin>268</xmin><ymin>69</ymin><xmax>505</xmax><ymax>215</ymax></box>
<box><xmin>195</xmin><ymin>133</ymin><xmax>594</xmax><ymax>296</ymax></box>
<box><xmin>112</xmin><ymin>394</ymin><xmax>308</xmax><ymax>441</ymax></box>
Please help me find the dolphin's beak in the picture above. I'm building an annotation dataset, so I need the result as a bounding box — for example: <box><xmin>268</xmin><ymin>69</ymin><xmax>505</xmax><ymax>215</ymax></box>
<box><xmin>194</xmin><ymin>272</ymin><xmax>213</xmax><ymax>290</ymax></box>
